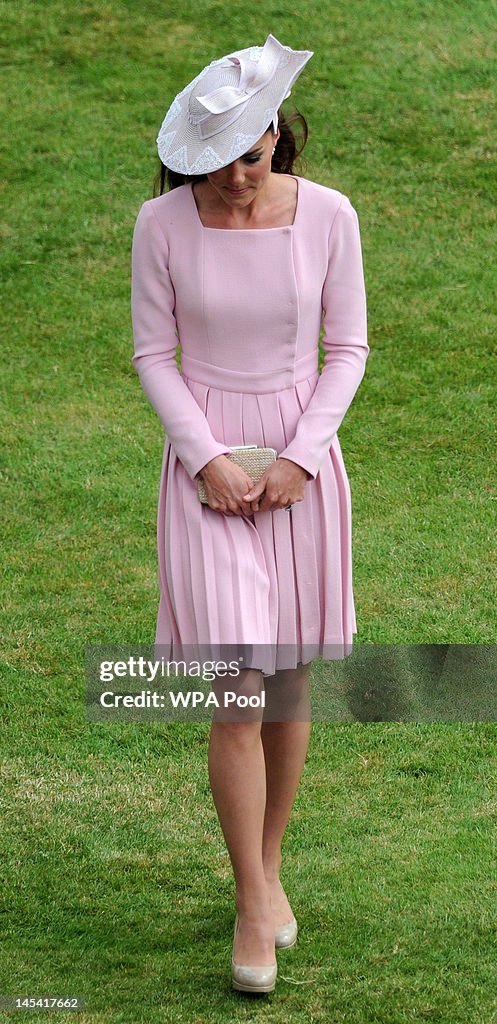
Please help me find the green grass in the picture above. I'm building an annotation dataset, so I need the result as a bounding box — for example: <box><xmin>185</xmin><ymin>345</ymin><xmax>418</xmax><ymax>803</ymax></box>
<box><xmin>1</xmin><ymin>0</ymin><xmax>497</xmax><ymax>1020</ymax></box>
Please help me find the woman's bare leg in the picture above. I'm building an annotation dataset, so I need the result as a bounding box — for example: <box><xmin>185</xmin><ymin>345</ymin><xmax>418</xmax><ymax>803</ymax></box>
<box><xmin>261</xmin><ymin>662</ymin><xmax>313</xmax><ymax>926</ymax></box>
<box><xmin>207</xmin><ymin>668</ymin><xmax>275</xmax><ymax>966</ymax></box>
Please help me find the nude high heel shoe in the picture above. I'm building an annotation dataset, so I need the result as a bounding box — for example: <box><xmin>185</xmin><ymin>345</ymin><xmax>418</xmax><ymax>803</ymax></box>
<box><xmin>275</xmin><ymin>915</ymin><xmax>298</xmax><ymax>949</ymax></box>
<box><xmin>231</xmin><ymin>914</ymin><xmax>277</xmax><ymax>993</ymax></box>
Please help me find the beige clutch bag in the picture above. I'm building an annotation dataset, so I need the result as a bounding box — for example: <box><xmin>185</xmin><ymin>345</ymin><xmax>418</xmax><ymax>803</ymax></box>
<box><xmin>197</xmin><ymin>445</ymin><xmax>278</xmax><ymax>504</ymax></box>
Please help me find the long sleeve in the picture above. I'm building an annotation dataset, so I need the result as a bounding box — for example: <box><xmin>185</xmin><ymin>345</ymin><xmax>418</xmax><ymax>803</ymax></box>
<box><xmin>130</xmin><ymin>201</ymin><xmax>232</xmax><ymax>480</ymax></box>
<box><xmin>278</xmin><ymin>194</ymin><xmax>369</xmax><ymax>480</ymax></box>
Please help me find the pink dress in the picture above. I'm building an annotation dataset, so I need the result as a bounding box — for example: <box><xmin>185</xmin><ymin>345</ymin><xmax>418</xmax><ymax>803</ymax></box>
<box><xmin>130</xmin><ymin>175</ymin><xmax>369</xmax><ymax>676</ymax></box>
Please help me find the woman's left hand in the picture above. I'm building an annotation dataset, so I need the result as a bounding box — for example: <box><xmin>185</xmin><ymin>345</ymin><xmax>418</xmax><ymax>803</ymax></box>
<box><xmin>243</xmin><ymin>458</ymin><xmax>311</xmax><ymax>513</ymax></box>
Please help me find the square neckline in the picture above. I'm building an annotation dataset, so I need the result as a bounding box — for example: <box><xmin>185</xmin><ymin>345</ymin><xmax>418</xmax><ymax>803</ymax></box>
<box><xmin>189</xmin><ymin>175</ymin><xmax>301</xmax><ymax>232</ymax></box>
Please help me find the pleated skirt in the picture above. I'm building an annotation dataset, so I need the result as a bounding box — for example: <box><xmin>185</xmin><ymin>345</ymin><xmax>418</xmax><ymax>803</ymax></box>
<box><xmin>154</xmin><ymin>370</ymin><xmax>356</xmax><ymax>677</ymax></box>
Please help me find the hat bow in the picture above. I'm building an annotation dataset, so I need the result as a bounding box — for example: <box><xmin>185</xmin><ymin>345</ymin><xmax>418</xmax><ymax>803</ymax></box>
<box><xmin>194</xmin><ymin>34</ymin><xmax>284</xmax><ymax>139</ymax></box>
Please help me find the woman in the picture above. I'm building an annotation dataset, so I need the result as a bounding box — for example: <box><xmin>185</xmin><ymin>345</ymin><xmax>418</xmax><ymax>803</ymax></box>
<box><xmin>131</xmin><ymin>34</ymin><xmax>369</xmax><ymax>994</ymax></box>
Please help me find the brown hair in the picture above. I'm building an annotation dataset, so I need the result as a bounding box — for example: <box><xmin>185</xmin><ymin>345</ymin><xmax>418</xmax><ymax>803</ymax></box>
<box><xmin>152</xmin><ymin>108</ymin><xmax>308</xmax><ymax>196</ymax></box>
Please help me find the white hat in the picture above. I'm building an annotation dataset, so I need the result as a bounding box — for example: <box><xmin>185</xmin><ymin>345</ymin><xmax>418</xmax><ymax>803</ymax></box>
<box><xmin>156</xmin><ymin>34</ymin><xmax>313</xmax><ymax>176</ymax></box>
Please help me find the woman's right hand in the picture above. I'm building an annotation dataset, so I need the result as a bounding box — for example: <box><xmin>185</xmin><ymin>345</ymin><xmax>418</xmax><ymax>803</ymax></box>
<box><xmin>197</xmin><ymin>455</ymin><xmax>257</xmax><ymax>516</ymax></box>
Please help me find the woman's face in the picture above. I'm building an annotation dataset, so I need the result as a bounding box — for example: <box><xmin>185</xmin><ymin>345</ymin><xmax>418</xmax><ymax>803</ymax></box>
<box><xmin>205</xmin><ymin>128</ymin><xmax>279</xmax><ymax>208</ymax></box>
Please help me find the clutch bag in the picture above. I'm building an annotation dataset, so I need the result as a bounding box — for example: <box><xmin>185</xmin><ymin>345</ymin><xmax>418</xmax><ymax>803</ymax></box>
<box><xmin>197</xmin><ymin>445</ymin><xmax>278</xmax><ymax>504</ymax></box>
